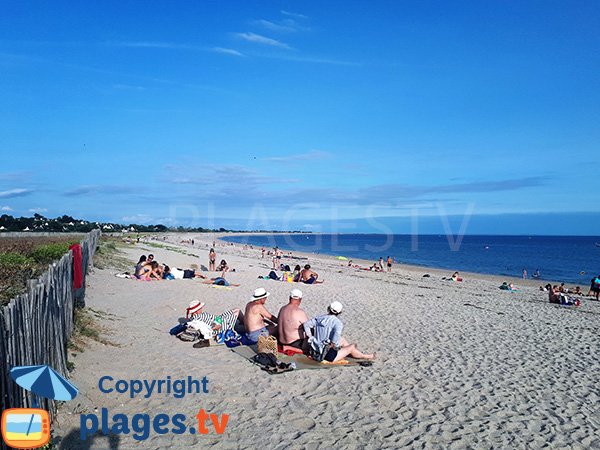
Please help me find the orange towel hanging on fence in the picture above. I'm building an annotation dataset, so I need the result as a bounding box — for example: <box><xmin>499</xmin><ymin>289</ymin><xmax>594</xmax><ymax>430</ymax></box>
<box><xmin>70</xmin><ymin>244</ymin><xmax>83</xmax><ymax>290</ymax></box>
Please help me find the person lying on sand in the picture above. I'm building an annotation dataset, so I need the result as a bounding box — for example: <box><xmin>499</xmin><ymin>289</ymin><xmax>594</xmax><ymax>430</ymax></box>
<box><xmin>303</xmin><ymin>302</ymin><xmax>375</xmax><ymax>363</ymax></box>
<box><xmin>201</xmin><ymin>273</ymin><xmax>240</xmax><ymax>287</ymax></box>
<box><xmin>163</xmin><ymin>265</ymin><xmax>207</xmax><ymax>280</ymax></box>
<box><xmin>185</xmin><ymin>300</ymin><xmax>244</xmax><ymax>337</ymax></box>
<box><xmin>277</xmin><ymin>289</ymin><xmax>309</xmax><ymax>351</ymax></box>
<box><xmin>244</xmin><ymin>288</ymin><xmax>278</xmax><ymax>343</ymax></box>
<box><xmin>298</xmin><ymin>264</ymin><xmax>324</xmax><ymax>284</ymax></box>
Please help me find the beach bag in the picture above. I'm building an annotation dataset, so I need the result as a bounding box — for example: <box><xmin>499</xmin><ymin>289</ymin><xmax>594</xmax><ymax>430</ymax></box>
<box><xmin>176</xmin><ymin>328</ymin><xmax>202</xmax><ymax>342</ymax></box>
<box><xmin>257</xmin><ymin>335</ymin><xmax>278</xmax><ymax>355</ymax></box>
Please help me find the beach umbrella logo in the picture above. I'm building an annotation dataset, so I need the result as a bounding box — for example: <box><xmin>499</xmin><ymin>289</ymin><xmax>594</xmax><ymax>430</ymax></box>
<box><xmin>1</xmin><ymin>365</ymin><xmax>78</xmax><ymax>448</ymax></box>
<box><xmin>9</xmin><ymin>365</ymin><xmax>78</xmax><ymax>401</ymax></box>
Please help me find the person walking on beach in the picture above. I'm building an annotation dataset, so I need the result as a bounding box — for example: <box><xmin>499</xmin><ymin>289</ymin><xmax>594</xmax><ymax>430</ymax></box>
<box><xmin>303</xmin><ymin>302</ymin><xmax>375</xmax><ymax>363</ymax></box>
<box><xmin>591</xmin><ymin>275</ymin><xmax>600</xmax><ymax>301</ymax></box>
<box><xmin>277</xmin><ymin>288</ymin><xmax>309</xmax><ymax>350</ymax></box>
<box><xmin>261</xmin><ymin>246</ymin><xmax>265</xmax><ymax>259</ymax></box>
<box><xmin>208</xmin><ymin>248</ymin><xmax>216</xmax><ymax>271</ymax></box>
<box><xmin>244</xmin><ymin>288</ymin><xmax>278</xmax><ymax>343</ymax></box>
<box><xmin>379</xmin><ymin>257</ymin><xmax>384</xmax><ymax>271</ymax></box>
<box><xmin>522</xmin><ymin>268</ymin><xmax>527</xmax><ymax>279</ymax></box>
<box><xmin>386</xmin><ymin>256</ymin><xmax>392</xmax><ymax>272</ymax></box>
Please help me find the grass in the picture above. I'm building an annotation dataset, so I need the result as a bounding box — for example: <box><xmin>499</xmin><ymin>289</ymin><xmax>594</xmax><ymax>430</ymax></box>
<box><xmin>93</xmin><ymin>236</ymin><xmax>135</xmax><ymax>272</ymax></box>
<box><xmin>67</xmin><ymin>307</ymin><xmax>119</xmax><ymax>362</ymax></box>
<box><xmin>0</xmin><ymin>237</ymin><xmax>80</xmax><ymax>306</ymax></box>
<box><xmin>144</xmin><ymin>241</ymin><xmax>198</xmax><ymax>258</ymax></box>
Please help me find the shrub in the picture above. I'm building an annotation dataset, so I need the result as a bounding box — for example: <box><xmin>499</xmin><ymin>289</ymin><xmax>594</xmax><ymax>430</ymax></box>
<box><xmin>0</xmin><ymin>252</ymin><xmax>34</xmax><ymax>268</ymax></box>
<box><xmin>29</xmin><ymin>242</ymin><xmax>75</xmax><ymax>265</ymax></box>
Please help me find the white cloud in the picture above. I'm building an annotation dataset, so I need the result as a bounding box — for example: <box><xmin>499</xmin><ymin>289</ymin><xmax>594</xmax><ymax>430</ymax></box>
<box><xmin>28</xmin><ymin>208</ymin><xmax>48</xmax><ymax>213</ymax></box>
<box><xmin>1</xmin><ymin>206</ymin><xmax>13</xmax><ymax>211</ymax></box>
<box><xmin>251</xmin><ymin>19</ymin><xmax>297</xmax><ymax>33</ymax></box>
<box><xmin>0</xmin><ymin>188</ymin><xmax>33</xmax><ymax>198</ymax></box>
<box><xmin>122</xmin><ymin>214</ymin><xmax>154</xmax><ymax>224</ymax></box>
<box><xmin>235</xmin><ymin>32</ymin><xmax>291</xmax><ymax>49</ymax></box>
<box><xmin>212</xmin><ymin>47</ymin><xmax>244</xmax><ymax>57</ymax></box>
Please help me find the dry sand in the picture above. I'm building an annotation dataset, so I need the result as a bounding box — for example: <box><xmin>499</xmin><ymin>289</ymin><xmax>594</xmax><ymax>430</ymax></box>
<box><xmin>53</xmin><ymin>233</ymin><xmax>600</xmax><ymax>449</ymax></box>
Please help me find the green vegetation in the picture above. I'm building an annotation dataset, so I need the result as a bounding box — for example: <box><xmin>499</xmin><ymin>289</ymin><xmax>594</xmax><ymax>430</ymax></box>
<box><xmin>30</xmin><ymin>242</ymin><xmax>77</xmax><ymax>265</ymax></box>
<box><xmin>144</xmin><ymin>241</ymin><xmax>198</xmax><ymax>258</ymax></box>
<box><xmin>93</xmin><ymin>236</ymin><xmax>134</xmax><ymax>272</ymax></box>
<box><xmin>68</xmin><ymin>307</ymin><xmax>118</xmax><ymax>356</ymax></box>
<box><xmin>0</xmin><ymin>237</ymin><xmax>79</xmax><ymax>306</ymax></box>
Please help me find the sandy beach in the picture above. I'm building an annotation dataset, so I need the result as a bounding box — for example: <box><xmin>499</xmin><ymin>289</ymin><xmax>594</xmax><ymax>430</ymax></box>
<box><xmin>53</xmin><ymin>233</ymin><xmax>600</xmax><ymax>449</ymax></box>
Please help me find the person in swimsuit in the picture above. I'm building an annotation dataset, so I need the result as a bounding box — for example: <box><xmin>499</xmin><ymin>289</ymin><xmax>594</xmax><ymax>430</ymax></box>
<box><xmin>216</xmin><ymin>259</ymin><xmax>229</xmax><ymax>272</ymax></box>
<box><xmin>208</xmin><ymin>248</ymin><xmax>216</xmax><ymax>271</ymax></box>
<box><xmin>277</xmin><ymin>288</ymin><xmax>309</xmax><ymax>351</ymax></box>
<box><xmin>386</xmin><ymin>256</ymin><xmax>392</xmax><ymax>272</ymax></box>
<box><xmin>243</xmin><ymin>288</ymin><xmax>278</xmax><ymax>343</ymax></box>
<box><xmin>134</xmin><ymin>255</ymin><xmax>148</xmax><ymax>278</ymax></box>
<box><xmin>299</xmin><ymin>264</ymin><xmax>324</xmax><ymax>284</ymax></box>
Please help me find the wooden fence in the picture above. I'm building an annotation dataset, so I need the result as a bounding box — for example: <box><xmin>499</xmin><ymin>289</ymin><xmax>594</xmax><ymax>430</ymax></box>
<box><xmin>0</xmin><ymin>229</ymin><xmax>100</xmax><ymax>439</ymax></box>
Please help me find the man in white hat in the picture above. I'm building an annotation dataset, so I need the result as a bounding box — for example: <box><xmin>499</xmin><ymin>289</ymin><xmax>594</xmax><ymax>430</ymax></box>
<box><xmin>243</xmin><ymin>288</ymin><xmax>278</xmax><ymax>343</ymax></box>
<box><xmin>277</xmin><ymin>288</ymin><xmax>309</xmax><ymax>350</ymax></box>
<box><xmin>303</xmin><ymin>301</ymin><xmax>375</xmax><ymax>363</ymax></box>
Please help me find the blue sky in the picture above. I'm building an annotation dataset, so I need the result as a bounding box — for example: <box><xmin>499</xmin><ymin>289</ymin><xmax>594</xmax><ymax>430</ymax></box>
<box><xmin>0</xmin><ymin>1</ymin><xmax>598</xmax><ymax>233</ymax></box>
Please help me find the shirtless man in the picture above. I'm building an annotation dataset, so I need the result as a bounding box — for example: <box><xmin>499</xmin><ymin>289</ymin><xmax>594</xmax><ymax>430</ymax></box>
<box><xmin>299</xmin><ymin>264</ymin><xmax>324</xmax><ymax>284</ymax></box>
<box><xmin>277</xmin><ymin>289</ymin><xmax>309</xmax><ymax>350</ymax></box>
<box><xmin>244</xmin><ymin>288</ymin><xmax>278</xmax><ymax>343</ymax></box>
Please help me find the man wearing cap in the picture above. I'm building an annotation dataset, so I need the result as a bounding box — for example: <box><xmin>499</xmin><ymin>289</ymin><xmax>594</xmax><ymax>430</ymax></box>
<box><xmin>303</xmin><ymin>302</ymin><xmax>375</xmax><ymax>363</ymax></box>
<box><xmin>277</xmin><ymin>289</ymin><xmax>309</xmax><ymax>351</ymax></box>
<box><xmin>244</xmin><ymin>288</ymin><xmax>278</xmax><ymax>343</ymax></box>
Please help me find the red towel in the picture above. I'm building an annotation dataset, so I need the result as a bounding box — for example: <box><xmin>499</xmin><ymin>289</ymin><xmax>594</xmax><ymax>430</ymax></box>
<box><xmin>70</xmin><ymin>244</ymin><xmax>83</xmax><ymax>290</ymax></box>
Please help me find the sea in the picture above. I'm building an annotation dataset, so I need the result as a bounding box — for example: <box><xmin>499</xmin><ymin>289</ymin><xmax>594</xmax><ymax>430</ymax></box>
<box><xmin>221</xmin><ymin>234</ymin><xmax>600</xmax><ymax>285</ymax></box>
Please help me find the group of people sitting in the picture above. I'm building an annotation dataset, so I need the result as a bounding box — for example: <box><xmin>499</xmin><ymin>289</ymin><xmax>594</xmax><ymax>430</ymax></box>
<box><xmin>264</xmin><ymin>264</ymin><xmax>324</xmax><ymax>284</ymax></box>
<box><xmin>133</xmin><ymin>254</ymin><xmax>239</xmax><ymax>286</ymax></box>
<box><xmin>181</xmin><ymin>287</ymin><xmax>375</xmax><ymax>363</ymax></box>
<box><xmin>242</xmin><ymin>287</ymin><xmax>374</xmax><ymax>363</ymax></box>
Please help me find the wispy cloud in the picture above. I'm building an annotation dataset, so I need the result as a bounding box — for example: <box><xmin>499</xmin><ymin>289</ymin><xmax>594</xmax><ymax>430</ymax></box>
<box><xmin>251</xmin><ymin>19</ymin><xmax>297</xmax><ymax>33</ymax></box>
<box><xmin>235</xmin><ymin>32</ymin><xmax>291</xmax><ymax>49</ymax></box>
<box><xmin>264</xmin><ymin>150</ymin><xmax>333</xmax><ymax>162</ymax></box>
<box><xmin>211</xmin><ymin>47</ymin><xmax>244</xmax><ymax>57</ymax></box>
<box><xmin>28</xmin><ymin>208</ymin><xmax>48</xmax><ymax>213</ymax></box>
<box><xmin>281</xmin><ymin>10</ymin><xmax>308</xmax><ymax>19</ymax></box>
<box><xmin>64</xmin><ymin>185</ymin><xmax>136</xmax><ymax>197</ymax></box>
<box><xmin>1</xmin><ymin>206</ymin><xmax>13</xmax><ymax>211</ymax></box>
<box><xmin>0</xmin><ymin>188</ymin><xmax>33</xmax><ymax>199</ymax></box>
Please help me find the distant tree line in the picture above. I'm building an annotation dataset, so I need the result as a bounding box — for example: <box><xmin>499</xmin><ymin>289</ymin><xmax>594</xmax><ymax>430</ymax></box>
<box><xmin>0</xmin><ymin>214</ymin><xmax>307</xmax><ymax>234</ymax></box>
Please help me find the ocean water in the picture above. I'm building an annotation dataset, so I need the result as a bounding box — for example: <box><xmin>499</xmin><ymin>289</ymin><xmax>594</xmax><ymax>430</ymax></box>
<box><xmin>221</xmin><ymin>234</ymin><xmax>600</xmax><ymax>285</ymax></box>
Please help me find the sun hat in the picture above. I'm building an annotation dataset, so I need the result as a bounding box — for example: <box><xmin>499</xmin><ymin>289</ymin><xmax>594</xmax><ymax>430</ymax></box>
<box><xmin>186</xmin><ymin>300</ymin><xmax>205</xmax><ymax>318</ymax></box>
<box><xmin>329</xmin><ymin>301</ymin><xmax>343</xmax><ymax>314</ymax></box>
<box><xmin>290</xmin><ymin>288</ymin><xmax>303</xmax><ymax>299</ymax></box>
<box><xmin>251</xmin><ymin>287</ymin><xmax>270</xmax><ymax>301</ymax></box>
